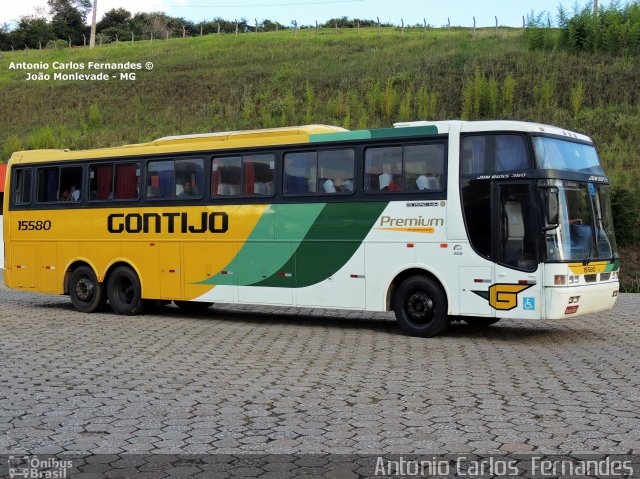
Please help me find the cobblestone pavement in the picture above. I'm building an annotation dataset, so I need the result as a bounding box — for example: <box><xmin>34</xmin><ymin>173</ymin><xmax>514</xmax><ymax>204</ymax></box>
<box><xmin>1</xmin><ymin>272</ymin><xmax>639</xmax><ymax>456</ymax></box>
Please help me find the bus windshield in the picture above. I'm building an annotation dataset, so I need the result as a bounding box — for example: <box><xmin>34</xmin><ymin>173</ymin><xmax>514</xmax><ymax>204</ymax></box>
<box><xmin>543</xmin><ymin>180</ymin><xmax>617</xmax><ymax>262</ymax></box>
<box><xmin>533</xmin><ymin>137</ymin><xmax>605</xmax><ymax>175</ymax></box>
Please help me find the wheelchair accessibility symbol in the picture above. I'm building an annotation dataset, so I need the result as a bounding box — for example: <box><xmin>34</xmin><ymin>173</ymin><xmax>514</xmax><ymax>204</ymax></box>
<box><xmin>523</xmin><ymin>297</ymin><xmax>535</xmax><ymax>310</ymax></box>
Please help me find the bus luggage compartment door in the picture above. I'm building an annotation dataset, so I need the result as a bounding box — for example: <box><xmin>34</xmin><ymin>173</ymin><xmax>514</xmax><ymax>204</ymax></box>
<box><xmin>11</xmin><ymin>243</ymin><xmax>39</xmax><ymax>290</ymax></box>
<box><xmin>159</xmin><ymin>242</ymin><xmax>183</xmax><ymax>300</ymax></box>
<box><xmin>458</xmin><ymin>266</ymin><xmax>494</xmax><ymax>317</ymax></box>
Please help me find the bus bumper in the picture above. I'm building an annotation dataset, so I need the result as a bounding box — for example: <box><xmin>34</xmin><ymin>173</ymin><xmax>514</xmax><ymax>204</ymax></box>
<box><xmin>545</xmin><ymin>282</ymin><xmax>619</xmax><ymax>319</ymax></box>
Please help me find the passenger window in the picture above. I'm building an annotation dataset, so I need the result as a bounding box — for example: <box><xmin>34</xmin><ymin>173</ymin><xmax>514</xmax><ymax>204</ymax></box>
<box><xmin>146</xmin><ymin>159</ymin><xmax>204</xmax><ymax>199</ymax></box>
<box><xmin>37</xmin><ymin>166</ymin><xmax>83</xmax><ymax>203</ymax></box>
<box><xmin>243</xmin><ymin>154</ymin><xmax>274</xmax><ymax>196</ymax></box>
<box><xmin>211</xmin><ymin>156</ymin><xmax>242</xmax><ymax>196</ymax></box>
<box><xmin>147</xmin><ymin>160</ymin><xmax>173</xmax><ymax>198</ymax></box>
<box><xmin>404</xmin><ymin>144</ymin><xmax>444</xmax><ymax>191</ymax></box>
<box><xmin>284</xmin><ymin>152</ymin><xmax>317</xmax><ymax>194</ymax></box>
<box><xmin>365</xmin><ymin>144</ymin><xmax>444</xmax><ymax>192</ymax></box>
<box><xmin>462</xmin><ymin>135</ymin><xmax>530</xmax><ymax>175</ymax></box>
<box><xmin>176</xmin><ymin>159</ymin><xmax>204</xmax><ymax>198</ymax></box>
<box><xmin>318</xmin><ymin>150</ymin><xmax>354</xmax><ymax>194</ymax></box>
<box><xmin>89</xmin><ymin>163</ymin><xmax>139</xmax><ymax>201</ymax></box>
<box><xmin>364</xmin><ymin>147</ymin><xmax>402</xmax><ymax>192</ymax></box>
<box><xmin>13</xmin><ymin>169</ymin><xmax>32</xmax><ymax>205</ymax></box>
<box><xmin>284</xmin><ymin>149</ymin><xmax>355</xmax><ymax>195</ymax></box>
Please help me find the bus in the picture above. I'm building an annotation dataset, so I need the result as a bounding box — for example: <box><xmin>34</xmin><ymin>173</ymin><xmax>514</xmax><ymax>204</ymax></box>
<box><xmin>2</xmin><ymin>121</ymin><xmax>619</xmax><ymax>337</ymax></box>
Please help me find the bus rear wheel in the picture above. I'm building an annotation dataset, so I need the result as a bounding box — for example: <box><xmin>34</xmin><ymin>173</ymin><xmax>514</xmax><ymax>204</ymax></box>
<box><xmin>463</xmin><ymin>317</ymin><xmax>501</xmax><ymax>326</ymax></box>
<box><xmin>107</xmin><ymin>266</ymin><xmax>145</xmax><ymax>315</ymax></box>
<box><xmin>69</xmin><ymin>265</ymin><xmax>106</xmax><ymax>313</ymax></box>
<box><xmin>393</xmin><ymin>275</ymin><xmax>448</xmax><ymax>337</ymax></box>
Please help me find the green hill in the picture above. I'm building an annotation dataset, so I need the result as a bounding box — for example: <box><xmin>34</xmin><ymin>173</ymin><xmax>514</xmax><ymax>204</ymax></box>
<box><xmin>1</xmin><ymin>27</ymin><xmax>639</xmax><ymax>288</ymax></box>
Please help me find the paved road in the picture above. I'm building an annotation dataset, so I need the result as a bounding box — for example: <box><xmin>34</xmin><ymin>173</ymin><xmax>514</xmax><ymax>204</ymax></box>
<box><xmin>1</xmin><ymin>272</ymin><xmax>639</xmax><ymax>456</ymax></box>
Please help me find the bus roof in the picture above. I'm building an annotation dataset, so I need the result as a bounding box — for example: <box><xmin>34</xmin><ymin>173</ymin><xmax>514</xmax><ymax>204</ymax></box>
<box><xmin>394</xmin><ymin>120</ymin><xmax>593</xmax><ymax>143</ymax></box>
<box><xmin>8</xmin><ymin>120</ymin><xmax>592</xmax><ymax>165</ymax></box>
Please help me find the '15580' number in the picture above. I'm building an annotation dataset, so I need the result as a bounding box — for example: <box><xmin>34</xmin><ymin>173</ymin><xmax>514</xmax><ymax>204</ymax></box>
<box><xmin>18</xmin><ymin>220</ymin><xmax>51</xmax><ymax>231</ymax></box>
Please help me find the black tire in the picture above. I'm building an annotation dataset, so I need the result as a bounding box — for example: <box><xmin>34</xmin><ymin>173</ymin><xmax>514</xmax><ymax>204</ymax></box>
<box><xmin>463</xmin><ymin>317</ymin><xmax>501</xmax><ymax>326</ymax></box>
<box><xmin>69</xmin><ymin>265</ymin><xmax>106</xmax><ymax>313</ymax></box>
<box><xmin>174</xmin><ymin>300</ymin><xmax>213</xmax><ymax>312</ymax></box>
<box><xmin>107</xmin><ymin>266</ymin><xmax>145</xmax><ymax>315</ymax></box>
<box><xmin>393</xmin><ymin>275</ymin><xmax>449</xmax><ymax>337</ymax></box>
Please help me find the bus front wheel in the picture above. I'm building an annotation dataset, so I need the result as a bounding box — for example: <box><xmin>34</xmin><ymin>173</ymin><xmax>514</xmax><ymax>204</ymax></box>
<box><xmin>69</xmin><ymin>265</ymin><xmax>106</xmax><ymax>313</ymax></box>
<box><xmin>393</xmin><ymin>276</ymin><xmax>448</xmax><ymax>337</ymax></box>
<box><xmin>107</xmin><ymin>266</ymin><xmax>145</xmax><ymax>315</ymax></box>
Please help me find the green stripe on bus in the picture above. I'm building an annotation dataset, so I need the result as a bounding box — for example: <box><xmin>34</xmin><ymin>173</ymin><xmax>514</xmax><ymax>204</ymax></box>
<box><xmin>252</xmin><ymin>201</ymin><xmax>388</xmax><ymax>288</ymax></box>
<box><xmin>309</xmin><ymin>125</ymin><xmax>438</xmax><ymax>143</ymax></box>
<box><xmin>199</xmin><ymin>203</ymin><xmax>326</xmax><ymax>286</ymax></box>
<box><xmin>604</xmin><ymin>260</ymin><xmax>620</xmax><ymax>272</ymax></box>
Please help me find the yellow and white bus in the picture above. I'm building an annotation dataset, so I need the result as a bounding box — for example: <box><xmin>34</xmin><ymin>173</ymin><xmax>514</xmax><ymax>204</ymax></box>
<box><xmin>2</xmin><ymin>121</ymin><xmax>619</xmax><ymax>336</ymax></box>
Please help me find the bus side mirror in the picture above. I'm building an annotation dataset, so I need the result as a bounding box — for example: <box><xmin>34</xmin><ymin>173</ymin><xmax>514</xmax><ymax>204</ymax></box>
<box><xmin>542</xmin><ymin>187</ymin><xmax>559</xmax><ymax>231</ymax></box>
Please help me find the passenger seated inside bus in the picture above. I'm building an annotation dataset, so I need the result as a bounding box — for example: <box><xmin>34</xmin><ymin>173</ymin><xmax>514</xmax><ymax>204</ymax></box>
<box><xmin>59</xmin><ymin>190</ymin><xmax>70</xmax><ymax>201</ymax></box>
<box><xmin>177</xmin><ymin>181</ymin><xmax>197</xmax><ymax>197</ymax></box>
<box><xmin>379</xmin><ymin>173</ymin><xmax>401</xmax><ymax>191</ymax></box>
<box><xmin>416</xmin><ymin>174</ymin><xmax>440</xmax><ymax>191</ymax></box>
<box><xmin>322</xmin><ymin>178</ymin><xmax>353</xmax><ymax>193</ymax></box>
<box><xmin>70</xmin><ymin>186</ymin><xmax>81</xmax><ymax>201</ymax></box>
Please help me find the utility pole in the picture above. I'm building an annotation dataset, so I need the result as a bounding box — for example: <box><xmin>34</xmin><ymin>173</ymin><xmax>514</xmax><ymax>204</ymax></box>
<box><xmin>89</xmin><ymin>0</ymin><xmax>97</xmax><ymax>48</ymax></box>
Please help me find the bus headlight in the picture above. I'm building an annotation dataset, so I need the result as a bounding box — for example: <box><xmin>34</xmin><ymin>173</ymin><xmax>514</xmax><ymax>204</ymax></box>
<box><xmin>568</xmin><ymin>275</ymin><xmax>579</xmax><ymax>284</ymax></box>
<box><xmin>554</xmin><ymin>275</ymin><xmax>566</xmax><ymax>285</ymax></box>
<box><xmin>611</xmin><ymin>271</ymin><xmax>618</xmax><ymax>280</ymax></box>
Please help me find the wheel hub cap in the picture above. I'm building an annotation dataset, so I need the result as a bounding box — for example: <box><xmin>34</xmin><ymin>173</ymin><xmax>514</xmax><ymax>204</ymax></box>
<box><xmin>76</xmin><ymin>278</ymin><xmax>94</xmax><ymax>302</ymax></box>
<box><xmin>406</xmin><ymin>292</ymin><xmax>434</xmax><ymax>324</ymax></box>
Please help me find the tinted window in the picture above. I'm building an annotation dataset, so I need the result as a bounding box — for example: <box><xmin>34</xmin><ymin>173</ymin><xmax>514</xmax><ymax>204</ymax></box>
<box><xmin>319</xmin><ymin>149</ymin><xmax>354</xmax><ymax>194</ymax></box>
<box><xmin>284</xmin><ymin>151</ymin><xmax>316</xmax><ymax>194</ymax></box>
<box><xmin>243</xmin><ymin>154</ymin><xmax>275</xmax><ymax>196</ymax></box>
<box><xmin>461</xmin><ymin>180</ymin><xmax>492</xmax><ymax>258</ymax></box>
<box><xmin>365</xmin><ymin>144</ymin><xmax>445</xmax><ymax>192</ymax></box>
<box><xmin>146</xmin><ymin>159</ymin><xmax>204</xmax><ymax>199</ymax></box>
<box><xmin>89</xmin><ymin>163</ymin><xmax>139</xmax><ymax>201</ymax></box>
<box><xmin>211</xmin><ymin>154</ymin><xmax>275</xmax><ymax>197</ymax></box>
<box><xmin>461</xmin><ymin>135</ymin><xmax>530</xmax><ymax>175</ymax></box>
<box><xmin>211</xmin><ymin>156</ymin><xmax>241</xmax><ymax>196</ymax></box>
<box><xmin>37</xmin><ymin>166</ymin><xmax>82</xmax><ymax>203</ymax></box>
<box><xmin>13</xmin><ymin>169</ymin><xmax>32</xmax><ymax>205</ymax></box>
<box><xmin>284</xmin><ymin>149</ymin><xmax>355</xmax><ymax>195</ymax></box>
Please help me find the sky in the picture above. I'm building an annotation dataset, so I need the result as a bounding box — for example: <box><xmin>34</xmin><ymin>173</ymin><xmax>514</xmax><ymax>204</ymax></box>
<box><xmin>2</xmin><ymin>0</ymin><xmax>599</xmax><ymax>28</ymax></box>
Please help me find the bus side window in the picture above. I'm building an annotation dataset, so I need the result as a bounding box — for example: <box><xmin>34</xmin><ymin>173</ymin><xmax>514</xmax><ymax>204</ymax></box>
<box><xmin>364</xmin><ymin>147</ymin><xmax>402</xmax><ymax>192</ymax></box>
<box><xmin>403</xmin><ymin>144</ymin><xmax>445</xmax><ymax>191</ymax></box>
<box><xmin>462</xmin><ymin>135</ymin><xmax>530</xmax><ymax>174</ymax></box>
<box><xmin>37</xmin><ymin>168</ymin><xmax>60</xmax><ymax>203</ymax></box>
<box><xmin>13</xmin><ymin>169</ymin><xmax>32</xmax><ymax>205</ymax></box>
<box><xmin>318</xmin><ymin>149</ymin><xmax>354</xmax><ymax>194</ymax></box>
<box><xmin>244</xmin><ymin>154</ymin><xmax>274</xmax><ymax>196</ymax></box>
<box><xmin>212</xmin><ymin>157</ymin><xmax>242</xmax><ymax>196</ymax></box>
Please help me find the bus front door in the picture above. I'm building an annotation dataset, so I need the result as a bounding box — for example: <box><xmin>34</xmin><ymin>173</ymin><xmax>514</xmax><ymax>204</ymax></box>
<box><xmin>492</xmin><ymin>182</ymin><xmax>542</xmax><ymax>319</ymax></box>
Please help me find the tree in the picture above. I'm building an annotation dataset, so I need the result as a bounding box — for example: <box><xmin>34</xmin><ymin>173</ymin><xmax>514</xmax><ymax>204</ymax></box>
<box><xmin>48</xmin><ymin>0</ymin><xmax>91</xmax><ymax>44</ymax></box>
<box><xmin>97</xmin><ymin>8</ymin><xmax>131</xmax><ymax>31</ymax></box>
<box><xmin>97</xmin><ymin>8</ymin><xmax>132</xmax><ymax>40</ymax></box>
<box><xmin>9</xmin><ymin>16</ymin><xmax>55</xmax><ymax>49</ymax></box>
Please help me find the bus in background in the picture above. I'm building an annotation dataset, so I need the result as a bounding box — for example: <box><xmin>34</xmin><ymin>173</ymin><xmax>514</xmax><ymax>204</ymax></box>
<box><xmin>1</xmin><ymin>162</ymin><xmax>6</xmax><ymax>269</ymax></box>
<box><xmin>2</xmin><ymin>121</ymin><xmax>619</xmax><ymax>337</ymax></box>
